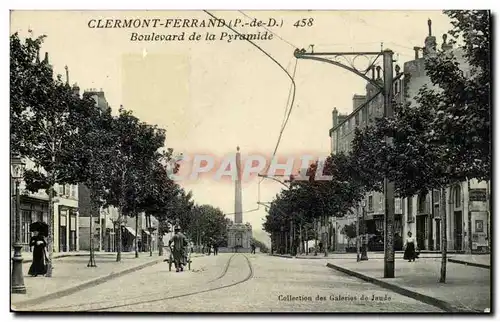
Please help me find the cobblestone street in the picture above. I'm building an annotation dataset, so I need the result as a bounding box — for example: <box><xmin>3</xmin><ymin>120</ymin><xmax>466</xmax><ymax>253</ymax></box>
<box><xmin>24</xmin><ymin>254</ymin><xmax>443</xmax><ymax>312</ymax></box>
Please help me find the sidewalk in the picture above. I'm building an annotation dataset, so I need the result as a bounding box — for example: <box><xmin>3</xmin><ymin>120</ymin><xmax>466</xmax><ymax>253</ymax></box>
<box><xmin>325</xmin><ymin>257</ymin><xmax>490</xmax><ymax>312</ymax></box>
<box><xmin>12</xmin><ymin>252</ymin><xmax>195</xmax><ymax>310</ymax></box>
<box><xmin>272</xmin><ymin>252</ymin><xmax>491</xmax><ymax>266</ymax></box>
<box><xmin>13</xmin><ymin>251</ymin><xmax>113</xmax><ymax>264</ymax></box>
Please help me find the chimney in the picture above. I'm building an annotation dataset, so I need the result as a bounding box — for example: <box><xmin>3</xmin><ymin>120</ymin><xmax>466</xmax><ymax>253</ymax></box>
<box><xmin>65</xmin><ymin>66</ymin><xmax>69</xmax><ymax>85</ymax></box>
<box><xmin>371</xmin><ymin>66</ymin><xmax>376</xmax><ymax>80</ymax></box>
<box><xmin>72</xmin><ymin>83</ymin><xmax>80</xmax><ymax>96</ymax></box>
<box><xmin>332</xmin><ymin>108</ymin><xmax>338</xmax><ymax>127</ymax></box>
<box><xmin>352</xmin><ymin>95</ymin><xmax>366</xmax><ymax>112</ymax></box>
<box><xmin>43</xmin><ymin>52</ymin><xmax>49</xmax><ymax>64</ymax></box>
<box><xmin>413</xmin><ymin>47</ymin><xmax>420</xmax><ymax>59</ymax></box>
<box><xmin>441</xmin><ymin>34</ymin><xmax>453</xmax><ymax>51</ymax></box>
<box><xmin>423</xmin><ymin>19</ymin><xmax>437</xmax><ymax>56</ymax></box>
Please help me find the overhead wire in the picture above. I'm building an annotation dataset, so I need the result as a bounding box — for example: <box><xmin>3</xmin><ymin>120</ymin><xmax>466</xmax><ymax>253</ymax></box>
<box><xmin>204</xmin><ymin>10</ymin><xmax>299</xmax><ymax>216</ymax></box>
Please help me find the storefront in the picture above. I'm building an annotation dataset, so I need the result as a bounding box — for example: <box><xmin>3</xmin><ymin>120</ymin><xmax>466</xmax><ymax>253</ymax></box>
<box><xmin>57</xmin><ymin>206</ymin><xmax>78</xmax><ymax>252</ymax></box>
<box><xmin>19</xmin><ymin>197</ymin><xmax>49</xmax><ymax>252</ymax></box>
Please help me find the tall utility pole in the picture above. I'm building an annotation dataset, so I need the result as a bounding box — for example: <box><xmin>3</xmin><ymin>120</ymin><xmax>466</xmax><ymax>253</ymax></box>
<box><xmin>294</xmin><ymin>47</ymin><xmax>400</xmax><ymax>278</ymax></box>
<box><xmin>382</xmin><ymin>49</ymin><xmax>395</xmax><ymax>278</ymax></box>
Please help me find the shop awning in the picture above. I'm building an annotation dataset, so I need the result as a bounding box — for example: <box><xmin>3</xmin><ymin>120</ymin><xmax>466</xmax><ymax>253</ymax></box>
<box><xmin>143</xmin><ymin>230</ymin><xmax>150</xmax><ymax>236</ymax></box>
<box><xmin>124</xmin><ymin>226</ymin><xmax>137</xmax><ymax>237</ymax></box>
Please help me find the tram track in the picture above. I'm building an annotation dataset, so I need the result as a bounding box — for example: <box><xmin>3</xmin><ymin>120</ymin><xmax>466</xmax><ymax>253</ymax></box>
<box><xmin>86</xmin><ymin>254</ymin><xmax>254</xmax><ymax>312</ymax></box>
<box><xmin>31</xmin><ymin>253</ymin><xmax>253</xmax><ymax>312</ymax></box>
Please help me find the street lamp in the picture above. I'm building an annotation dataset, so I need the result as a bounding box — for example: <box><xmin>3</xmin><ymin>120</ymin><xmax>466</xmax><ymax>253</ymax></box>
<box><xmin>11</xmin><ymin>155</ymin><xmax>26</xmax><ymax>294</ymax></box>
<box><xmin>360</xmin><ymin>200</ymin><xmax>369</xmax><ymax>261</ymax></box>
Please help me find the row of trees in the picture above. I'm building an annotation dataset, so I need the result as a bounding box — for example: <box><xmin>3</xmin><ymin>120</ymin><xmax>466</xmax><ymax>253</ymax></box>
<box><xmin>263</xmin><ymin>10</ymin><xmax>490</xmax><ymax>282</ymax></box>
<box><xmin>10</xmin><ymin>32</ymin><xmax>228</xmax><ymax>276</ymax></box>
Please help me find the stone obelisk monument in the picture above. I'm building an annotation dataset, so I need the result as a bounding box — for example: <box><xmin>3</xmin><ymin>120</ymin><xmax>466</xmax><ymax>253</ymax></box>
<box><xmin>234</xmin><ymin>146</ymin><xmax>243</xmax><ymax>224</ymax></box>
<box><xmin>227</xmin><ymin>146</ymin><xmax>253</xmax><ymax>252</ymax></box>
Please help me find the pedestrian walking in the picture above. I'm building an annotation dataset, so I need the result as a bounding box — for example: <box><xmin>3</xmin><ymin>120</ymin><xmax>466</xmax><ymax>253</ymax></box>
<box><xmin>403</xmin><ymin>231</ymin><xmax>417</xmax><ymax>262</ymax></box>
<box><xmin>168</xmin><ymin>226</ymin><xmax>188</xmax><ymax>272</ymax></box>
<box><xmin>251</xmin><ymin>243</ymin><xmax>256</xmax><ymax>254</ymax></box>
<box><xmin>28</xmin><ymin>231</ymin><xmax>48</xmax><ymax>277</ymax></box>
<box><xmin>213</xmin><ymin>242</ymin><xmax>219</xmax><ymax>255</ymax></box>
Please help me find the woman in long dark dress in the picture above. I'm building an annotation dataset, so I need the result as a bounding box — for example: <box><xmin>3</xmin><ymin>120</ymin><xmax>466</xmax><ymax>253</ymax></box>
<box><xmin>28</xmin><ymin>231</ymin><xmax>47</xmax><ymax>276</ymax></box>
<box><xmin>403</xmin><ymin>231</ymin><xmax>416</xmax><ymax>262</ymax></box>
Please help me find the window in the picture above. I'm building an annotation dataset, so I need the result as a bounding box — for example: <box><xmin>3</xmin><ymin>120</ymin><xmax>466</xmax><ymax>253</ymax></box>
<box><xmin>70</xmin><ymin>185</ymin><xmax>76</xmax><ymax>198</ymax></box>
<box><xmin>58</xmin><ymin>184</ymin><xmax>65</xmax><ymax>196</ymax></box>
<box><xmin>395</xmin><ymin>198</ymin><xmax>401</xmax><ymax>214</ymax></box>
<box><xmin>355</xmin><ymin>113</ymin><xmax>360</xmax><ymax>126</ymax></box>
<box><xmin>368</xmin><ymin>195</ymin><xmax>373</xmax><ymax>212</ymax></box>
<box><xmin>433</xmin><ymin>190</ymin><xmax>440</xmax><ymax>205</ymax></box>
<box><xmin>407</xmin><ymin>197</ymin><xmax>413</xmax><ymax>216</ymax></box>
<box><xmin>418</xmin><ymin>193</ymin><xmax>427</xmax><ymax>213</ymax></box>
<box><xmin>454</xmin><ymin>185</ymin><xmax>461</xmax><ymax>207</ymax></box>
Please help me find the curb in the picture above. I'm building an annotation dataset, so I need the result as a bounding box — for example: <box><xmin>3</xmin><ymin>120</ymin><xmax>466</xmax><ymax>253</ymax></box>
<box><xmin>20</xmin><ymin>252</ymin><xmax>131</xmax><ymax>264</ymax></box>
<box><xmin>272</xmin><ymin>254</ymin><xmax>444</xmax><ymax>260</ymax></box>
<box><xmin>12</xmin><ymin>257</ymin><xmax>165</xmax><ymax>310</ymax></box>
<box><xmin>448</xmin><ymin>258</ymin><xmax>490</xmax><ymax>269</ymax></box>
<box><xmin>326</xmin><ymin>262</ymin><xmax>479</xmax><ymax>313</ymax></box>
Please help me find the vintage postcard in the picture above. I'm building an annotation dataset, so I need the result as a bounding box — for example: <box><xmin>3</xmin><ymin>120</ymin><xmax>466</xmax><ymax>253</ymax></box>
<box><xmin>9</xmin><ymin>9</ymin><xmax>491</xmax><ymax>313</ymax></box>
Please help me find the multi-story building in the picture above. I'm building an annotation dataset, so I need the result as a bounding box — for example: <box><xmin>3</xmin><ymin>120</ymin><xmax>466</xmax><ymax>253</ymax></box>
<box><xmin>11</xmin><ymin>53</ymin><xmax>80</xmax><ymax>254</ymax></box>
<box><xmin>401</xmin><ymin>23</ymin><xmax>490</xmax><ymax>253</ymax></box>
<box><xmin>12</xmin><ymin>160</ymin><xmax>80</xmax><ymax>254</ymax></box>
<box><xmin>327</xmin><ymin>19</ymin><xmax>490</xmax><ymax>253</ymax></box>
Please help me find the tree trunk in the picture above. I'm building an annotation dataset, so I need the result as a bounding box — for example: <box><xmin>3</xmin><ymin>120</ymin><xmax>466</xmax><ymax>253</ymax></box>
<box><xmin>88</xmin><ymin>199</ymin><xmax>97</xmax><ymax>267</ymax></box>
<box><xmin>149</xmin><ymin>229</ymin><xmax>152</xmax><ymax>257</ymax></box>
<box><xmin>324</xmin><ymin>216</ymin><xmax>329</xmax><ymax>257</ymax></box>
<box><xmin>314</xmin><ymin>218</ymin><xmax>318</xmax><ymax>256</ymax></box>
<box><xmin>135</xmin><ymin>214</ymin><xmax>139</xmax><ymax>258</ymax></box>
<box><xmin>46</xmin><ymin>185</ymin><xmax>55</xmax><ymax>277</ymax></box>
<box><xmin>486</xmin><ymin>180</ymin><xmax>490</xmax><ymax>251</ymax></box>
<box><xmin>116</xmin><ymin>209</ymin><xmax>122</xmax><ymax>262</ymax></box>
<box><xmin>439</xmin><ymin>187</ymin><xmax>448</xmax><ymax>283</ymax></box>
<box><xmin>467</xmin><ymin>180</ymin><xmax>472</xmax><ymax>253</ymax></box>
<box><xmin>305</xmin><ymin>226</ymin><xmax>309</xmax><ymax>255</ymax></box>
<box><xmin>299</xmin><ymin>223</ymin><xmax>303</xmax><ymax>254</ymax></box>
<box><xmin>158</xmin><ymin>225</ymin><xmax>164</xmax><ymax>256</ymax></box>
<box><xmin>356</xmin><ymin>212</ymin><xmax>360</xmax><ymax>261</ymax></box>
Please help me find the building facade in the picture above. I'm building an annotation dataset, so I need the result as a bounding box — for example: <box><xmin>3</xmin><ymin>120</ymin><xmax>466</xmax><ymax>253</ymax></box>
<box><xmin>12</xmin><ymin>157</ymin><xmax>79</xmax><ymax>254</ymax></box>
<box><xmin>326</xmin><ymin>20</ymin><xmax>490</xmax><ymax>253</ymax></box>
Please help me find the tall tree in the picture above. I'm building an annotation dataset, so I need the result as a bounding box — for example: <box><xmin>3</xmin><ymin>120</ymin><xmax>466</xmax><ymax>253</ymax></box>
<box><xmin>414</xmin><ymin>10</ymin><xmax>491</xmax><ymax>280</ymax></box>
<box><xmin>11</xmin><ymin>33</ymin><xmax>94</xmax><ymax>276</ymax></box>
<box><xmin>70</xmin><ymin>98</ymin><xmax>115</xmax><ymax>266</ymax></box>
<box><xmin>103</xmin><ymin>108</ymin><xmax>165</xmax><ymax>261</ymax></box>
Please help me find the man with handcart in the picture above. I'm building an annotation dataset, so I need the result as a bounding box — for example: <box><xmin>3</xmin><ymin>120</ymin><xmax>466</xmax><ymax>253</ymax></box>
<box><xmin>168</xmin><ymin>225</ymin><xmax>189</xmax><ymax>272</ymax></box>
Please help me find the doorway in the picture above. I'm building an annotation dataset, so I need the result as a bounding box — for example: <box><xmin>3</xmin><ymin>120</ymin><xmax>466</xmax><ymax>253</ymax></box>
<box><xmin>416</xmin><ymin>215</ymin><xmax>427</xmax><ymax>250</ymax></box>
<box><xmin>454</xmin><ymin>211</ymin><xmax>463</xmax><ymax>250</ymax></box>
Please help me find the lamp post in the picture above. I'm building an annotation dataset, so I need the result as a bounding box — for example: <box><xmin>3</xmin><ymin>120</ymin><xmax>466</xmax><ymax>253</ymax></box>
<box><xmin>11</xmin><ymin>155</ymin><xmax>26</xmax><ymax>294</ymax></box>
<box><xmin>360</xmin><ymin>199</ymin><xmax>369</xmax><ymax>261</ymax></box>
